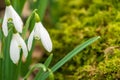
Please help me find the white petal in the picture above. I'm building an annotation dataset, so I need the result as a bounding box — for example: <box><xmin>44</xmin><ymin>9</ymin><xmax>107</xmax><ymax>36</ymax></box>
<box><xmin>34</xmin><ymin>23</ymin><xmax>41</xmax><ymax>39</ymax></box>
<box><xmin>38</xmin><ymin>22</ymin><xmax>52</xmax><ymax>52</ymax></box>
<box><xmin>15</xmin><ymin>33</ymin><xmax>28</xmax><ymax>58</ymax></box>
<box><xmin>10</xmin><ymin>36</ymin><xmax>20</xmax><ymax>64</ymax></box>
<box><xmin>9</xmin><ymin>5</ymin><xmax>23</xmax><ymax>33</ymax></box>
<box><xmin>2</xmin><ymin>7</ymin><xmax>8</xmax><ymax>37</ymax></box>
<box><xmin>28</xmin><ymin>30</ymin><xmax>34</xmax><ymax>51</ymax></box>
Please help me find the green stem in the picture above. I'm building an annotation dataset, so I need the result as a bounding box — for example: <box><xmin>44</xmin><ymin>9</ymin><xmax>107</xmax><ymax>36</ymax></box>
<box><xmin>15</xmin><ymin>53</ymin><xmax>22</xmax><ymax>80</ymax></box>
<box><xmin>0</xmin><ymin>42</ymin><xmax>3</xmax><ymax>59</ymax></box>
<box><xmin>0</xmin><ymin>29</ymin><xmax>3</xmax><ymax>59</ymax></box>
<box><xmin>22</xmin><ymin>9</ymin><xmax>37</xmax><ymax>39</ymax></box>
<box><xmin>1</xmin><ymin>32</ymin><xmax>5</xmax><ymax>80</ymax></box>
<box><xmin>24</xmin><ymin>64</ymin><xmax>46</xmax><ymax>80</ymax></box>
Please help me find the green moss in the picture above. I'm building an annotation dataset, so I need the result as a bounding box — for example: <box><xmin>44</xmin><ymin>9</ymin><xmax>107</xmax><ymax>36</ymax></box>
<box><xmin>73</xmin><ymin>49</ymin><xmax>120</xmax><ymax>80</ymax></box>
<box><xmin>46</xmin><ymin>0</ymin><xmax>120</xmax><ymax>79</ymax></box>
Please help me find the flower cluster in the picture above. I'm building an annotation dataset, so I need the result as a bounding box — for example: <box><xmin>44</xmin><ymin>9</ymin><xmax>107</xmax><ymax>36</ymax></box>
<box><xmin>2</xmin><ymin>4</ymin><xmax>52</xmax><ymax>64</ymax></box>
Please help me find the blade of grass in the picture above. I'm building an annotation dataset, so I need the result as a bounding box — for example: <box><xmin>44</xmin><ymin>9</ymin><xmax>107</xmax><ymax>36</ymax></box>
<box><xmin>34</xmin><ymin>36</ymin><xmax>100</xmax><ymax>80</ymax></box>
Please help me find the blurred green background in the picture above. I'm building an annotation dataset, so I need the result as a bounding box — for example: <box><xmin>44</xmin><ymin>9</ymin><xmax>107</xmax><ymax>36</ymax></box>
<box><xmin>1</xmin><ymin>0</ymin><xmax>120</xmax><ymax>80</ymax></box>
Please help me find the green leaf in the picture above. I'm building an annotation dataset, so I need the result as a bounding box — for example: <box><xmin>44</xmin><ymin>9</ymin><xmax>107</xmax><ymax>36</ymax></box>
<box><xmin>21</xmin><ymin>9</ymin><xmax>37</xmax><ymax>77</ymax></box>
<box><xmin>11</xmin><ymin>0</ymin><xmax>26</xmax><ymax>15</ymax></box>
<box><xmin>30</xmin><ymin>0</ymin><xmax>49</xmax><ymax>21</ymax></box>
<box><xmin>24</xmin><ymin>63</ymin><xmax>46</xmax><ymax>80</ymax></box>
<box><xmin>34</xmin><ymin>54</ymin><xmax>53</xmax><ymax>80</ymax></box>
<box><xmin>2</xmin><ymin>31</ymin><xmax>12</xmax><ymax>80</ymax></box>
<box><xmin>22</xmin><ymin>9</ymin><xmax>37</xmax><ymax>39</ymax></box>
<box><xmin>37</xmin><ymin>0</ymin><xmax>49</xmax><ymax>20</ymax></box>
<box><xmin>20</xmin><ymin>44</ymin><xmax>35</xmax><ymax>77</ymax></box>
<box><xmin>0</xmin><ymin>59</ymin><xmax>2</xmax><ymax>80</ymax></box>
<box><xmin>2</xmin><ymin>31</ymin><xmax>18</xmax><ymax>80</ymax></box>
<box><xmin>44</xmin><ymin>53</ymin><xmax>53</xmax><ymax>67</ymax></box>
<box><xmin>34</xmin><ymin>36</ymin><xmax>100</xmax><ymax>80</ymax></box>
<box><xmin>48</xmin><ymin>69</ymin><xmax>54</xmax><ymax>80</ymax></box>
<box><xmin>0</xmin><ymin>19</ymin><xmax>3</xmax><ymax>79</ymax></box>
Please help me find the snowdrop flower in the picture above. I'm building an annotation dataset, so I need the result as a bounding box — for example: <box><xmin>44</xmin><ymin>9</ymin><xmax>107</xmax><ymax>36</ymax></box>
<box><xmin>27</xmin><ymin>12</ymin><xmax>52</xmax><ymax>52</ymax></box>
<box><xmin>10</xmin><ymin>33</ymin><xmax>28</xmax><ymax>64</ymax></box>
<box><xmin>2</xmin><ymin>5</ymin><xmax>23</xmax><ymax>37</ymax></box>
<box><xmin>28</xmin><ymin>22</ymin><xmax>52</xmax><ymax>52</ymax></box>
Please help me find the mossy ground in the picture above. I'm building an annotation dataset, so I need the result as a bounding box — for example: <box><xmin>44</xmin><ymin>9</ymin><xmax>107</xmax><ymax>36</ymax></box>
<box><xmin>43</xmin><ymin>0</ymin><xmax>120</xmax><ymax>79</ymax></box>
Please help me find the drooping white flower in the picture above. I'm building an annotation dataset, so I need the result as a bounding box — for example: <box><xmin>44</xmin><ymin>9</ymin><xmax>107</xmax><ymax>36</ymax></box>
<box><xmin>28</xmin><ymin>22</ymin><xmax>52</xmax><ymax>52</ymax></box>
<box><xmin>10</xmin><ymin>33</ymin><xmax>28</xmax><ymax>64</ymax></box>
<box><xmin>2</xmin><ymin>5</ymin><xmax>23</xmax><ymax>37</ymax></box>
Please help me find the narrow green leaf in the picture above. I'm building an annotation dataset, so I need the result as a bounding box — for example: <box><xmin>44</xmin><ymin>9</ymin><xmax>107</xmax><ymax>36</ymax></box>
<box><xmin>30</xmin><ymin>0</ymin><xmax>49</xmax><ymax>21</ymax></box>
<box><xmin>11</xmin><ymin>0</ymin><xmax>26</xmax><ymax>15</ymax></box>
<box><xmin>22</xmin><ymin>9</ymin><xmax>37</xmax><ymax>39</ymax></box>
<box><xmin>34</xmin><ymin>36</ymin><xmax>100</xmax><ymax>80</ymax></box>
<box><xmin>34</xmin><ymin>54</ymin><xmax>53</xmax><ymax>80</ymax></box>
<box><xmin>37</xmin><ymin>0</ymin><xmax>49</xmax><ymax>20</ymax></box>
<box><xmin>2</xmin><ymin>31</ymin><xmax>12</xmax><ymax>80</ymax></box>
<box><xmin>48</xmin><ymin>69</ymin><xmax>54</xmax><ymax>80</ymax></box>
<box><xmin>0</xmin><ymin>23</ymin><xmax>3</xmax><ymax>59</ymax></box>
<box><xmin>3</xmin><ymin>31</ymin><xmax>19</xmax><ymax>80</ymax></box>
<box><xmin>2</xmin><ymin>25</ymin><xmax>18</xmax><ymax>80</ymax></box>
<box><xmin>20</xmin><ymin>46</ymin><xmax>34</xmax><ymax>77</ymax></box>
<box><xmin>21</xmin><ymin>9</ymin><xmax>37</xmax><ymax>77</ymax></box>
<box><xmin>24</xmin><ymin>63</ymin><xmax>46</xmax><ymax>80</ymax></box>
<box><xmin>44</xmin><ymin>53</ymin><xmax>53</xmax><ymax>67</ymax></box>
<box><xmin>0</xmin><ymin>59</ymin><xmax>2</xmax><ymax>80</ymax></box>
<box><xmin>0</xmin><ymin>19</ymin><xmax>3</xmax><ymax>80</ymax></box>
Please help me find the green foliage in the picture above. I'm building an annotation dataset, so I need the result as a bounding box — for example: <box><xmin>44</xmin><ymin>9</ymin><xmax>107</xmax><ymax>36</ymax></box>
<box><xmin>74</xmin><ymin>48</ymin><xmax>120</xmax><ymax>80</ymax></box>
<box><xmin>35</xmin><ymin>36</ymin><xmax>99</xmax><ymax>80</ymax></box>
<box><xmin>11</xmin><ymin>0</ymin><xmax>26</xmax><ymax>15</ymax></box>
<box><xmin>47</xmin><ymin>0</ymin><xmax>120</xmax><ymax>79</ymax></box>
<box><xmin>29</xmin><ymin>0</ymin><xmax>49</xmax><ymax>21</ymax></box>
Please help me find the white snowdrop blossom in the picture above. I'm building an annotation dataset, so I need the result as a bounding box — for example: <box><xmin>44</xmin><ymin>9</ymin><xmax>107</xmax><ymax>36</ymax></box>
<box><xmin>28</xmin><ymin>22</ymin><xmax>52</xmax><ymax>52</ymax></box>
<box><xmin>2</xmin><ymin>5</ymin><xmax>23</xmax><ymax>37</ymax></box>
<box><xmin>10</xmin><ymin>33</ymin><xmax>28</xmax><ymax>64</ymax></box>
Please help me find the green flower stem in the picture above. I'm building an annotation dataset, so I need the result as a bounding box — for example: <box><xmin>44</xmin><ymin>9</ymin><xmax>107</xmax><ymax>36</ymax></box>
<box><xmin>0</xmin><ymin>20</ymin><xmax>3</xmax><ymax>59</ymax></box>
<box><xmin>34</xmin><ymin>54</ymin><xmax>53</xmax><ymax>79</ymax></box>
<box><xmin>1</xmin><ymin>36</ymin><xmax>5</xmax><ymax>80</ymax></box>
<box><xmin>3</xmin><ymin>32</ymin><xmax>12</xmax><ymax>80</ymax></box>
<box><xmin>24</xmin><ymin>64</ymin><xmax>46</xmax><ymax>80</ymax></box>
<box><xmin>22</xmin><ymin>9</ymin><xmax>37</xmax><ymax>39</ymax></box>
<box><xmin>16</xmin><ymin>53</ymin><xmax>22</xmax><ymax>80</ymax></box>
<box><xmin>0</xmin><ymin>36</ymin><xmax>3</xmax><ymax>59</ymax></box>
